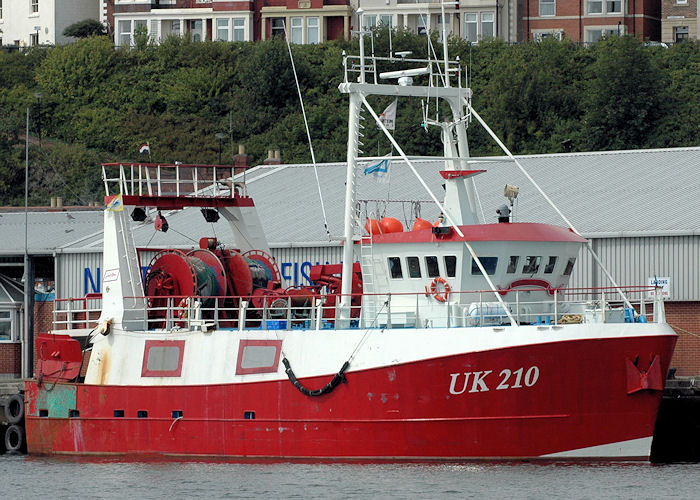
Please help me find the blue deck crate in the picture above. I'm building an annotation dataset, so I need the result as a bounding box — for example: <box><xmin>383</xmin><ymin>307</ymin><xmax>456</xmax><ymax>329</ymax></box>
<box><xmin>265</xmin><ymin>320</ymin><xmax>287</xmax><ymax>330</ymax></box>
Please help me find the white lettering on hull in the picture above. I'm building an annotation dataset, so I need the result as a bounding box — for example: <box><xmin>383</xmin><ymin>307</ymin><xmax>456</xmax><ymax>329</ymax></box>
<box><xmin>449</xmin><ymin>366</ymin><xmax>540</xmax><ymax>394</ymax></box>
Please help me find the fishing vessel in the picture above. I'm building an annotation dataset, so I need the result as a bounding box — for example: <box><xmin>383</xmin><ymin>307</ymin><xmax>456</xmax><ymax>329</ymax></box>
<box><xmin>21</xmin><ymin>31</ymin><xmax>676</xmax><ymax>460</ymax></box>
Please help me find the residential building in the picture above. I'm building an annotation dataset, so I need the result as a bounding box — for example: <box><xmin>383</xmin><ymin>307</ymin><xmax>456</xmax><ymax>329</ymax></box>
<box><xmin>104</xmin><ymin>0</ymin><xmax>352</xmax><ymax>47</ymax></box>
<box><xmin>661</xmin><ymin>0</ymin><xmax>698</xmax><ymax>43</ymax></box>
<box><xmin>355</xmin><ymin>0</ymin><xmax>521</xmax><ymax>43</ymax></box>
<box><xmin>0</xmin><ymin>0</ymin><xmax>99</xmax><ymax>48</ymax></box>
<box><xmin>523</xmin><ymin>0</ymin><xmax>663</xmax><ymax>44</ymax></box>
<box><xmin>260</xmin><ymin>0</ymin><xmax>352</xmax><ymax>42</ymax></box>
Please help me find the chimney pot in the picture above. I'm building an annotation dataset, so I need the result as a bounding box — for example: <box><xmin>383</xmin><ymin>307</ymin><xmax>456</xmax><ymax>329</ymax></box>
<box><xmin>238</xmin><ymin>144</ymin><xmax>245</xmax><ymax>155</ymax></box>
<box><xmin>50</xmin><ymin>197</ymin><xmax>57</xmax><ymax>208</ymax></box>
<box><xmin>56</xmin><ymin>197</ymin><xmax>63</xmax><ymax>208</ymax></box>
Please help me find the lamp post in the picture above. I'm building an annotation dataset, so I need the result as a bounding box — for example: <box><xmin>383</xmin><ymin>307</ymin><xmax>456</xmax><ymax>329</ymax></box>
<box><xmin>34</xmin><ymin>92</ymin><xmax>42</xmax><ymax>147</ymax></box>
<box><xmin>215</xmin><ymin>132</ymin><xmax>226</xmax><ymax>164</ymax></box>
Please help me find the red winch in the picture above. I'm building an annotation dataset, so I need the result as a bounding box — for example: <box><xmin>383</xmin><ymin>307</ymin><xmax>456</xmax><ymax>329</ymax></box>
<box><xmin>142</xmin><ymin>238</ymin><xmax>363</xmax><ymax>326</ymax></box>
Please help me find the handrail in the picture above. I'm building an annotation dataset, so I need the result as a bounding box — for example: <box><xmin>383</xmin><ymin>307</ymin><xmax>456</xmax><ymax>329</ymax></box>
<box><xmin>101</xmin><ymin>163</ymin><xmax>243</xmax><ymax>200</ymax></box>
<box><xmin>51</xmin><ymin>285</ymin><xmax>664</xmax><ymax>332</ymax></box>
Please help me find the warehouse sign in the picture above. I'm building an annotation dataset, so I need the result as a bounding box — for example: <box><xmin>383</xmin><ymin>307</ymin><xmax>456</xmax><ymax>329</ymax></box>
<box><xmin>647</xmin><ymin>276</ymin><xmax>671</xmax><ymax>300</ymax></box>
<box><xmin>83</xmin><ymin>260</ymin><xmax>335</xmax><ymax>295</ymax></box>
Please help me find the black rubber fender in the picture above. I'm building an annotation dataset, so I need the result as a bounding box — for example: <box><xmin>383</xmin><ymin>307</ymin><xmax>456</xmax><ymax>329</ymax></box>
<box><xmin>5</xmin><ymin>393</ymin><xmax>24</xmax><ymax>424</ymax></box>
<box><xmin>4</xmin><ymin>424</ymin><xmax>25</xmax><ymax>453</ymax></box>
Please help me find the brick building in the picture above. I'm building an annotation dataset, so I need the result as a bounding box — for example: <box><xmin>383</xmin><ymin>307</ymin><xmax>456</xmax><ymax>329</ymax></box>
<box><xmin>523</xmin><ymin>0</ymin><xmax>663</xmax><ymax>43</ymax></box>
<box><xmin>661</xmin><ymin>0</ymin><xmax>698</xmax><ymax>43</ymax></box>
<box><xmin>102</xmin><ymin>0</ymin><xmax>352</xmax><ymax>47</ymax></box>
<box><xmin>356</xmin><ymin>0</ymin><xmax>522</xmax><ymax>44</ymax></box>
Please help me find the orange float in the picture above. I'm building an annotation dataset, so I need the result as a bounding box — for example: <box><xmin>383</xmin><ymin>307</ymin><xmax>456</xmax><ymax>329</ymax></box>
<box><xmin>412</xmin><ymin>218</ymin><xmax>433</xmax><ymax>231</ymax></box>
<box><xmin>379</xmin><ymin>217</ymin><xmax>404</xmax><ymax>233</ymax></box>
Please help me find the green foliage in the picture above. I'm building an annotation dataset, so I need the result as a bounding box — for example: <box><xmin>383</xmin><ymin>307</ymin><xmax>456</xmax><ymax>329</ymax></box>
<box><xmin>30</xmin><ymin>143</ymin><xmax>104</xmax><ymax>205</ymax></box>
<box><xmin>649</xmin><ymin>42</ymin><xmax>700</xmax><ymax>148</ymax></box>
<box><xmin>36</xmin><ymin>37</ymin><xmax>119</xmax><ymax>105</ymax></box>
<box><xmin>133</xmin><ymin>25</ymin><xmax>150</xmax><ymax>51</ymax></box>
<box><xmin>63</xmin><ymin>19</ymin><xmax>106</xmax><ymax>38</ymax></box>
<box><xmin>582</xmin><ymin>36</ymin><xmax>664</xmax><ymax>150</ymax></box>
<box><xmin>0</xmin><ymin>34</ymin><xmax>697</xmax><ymax>206</ymax></box>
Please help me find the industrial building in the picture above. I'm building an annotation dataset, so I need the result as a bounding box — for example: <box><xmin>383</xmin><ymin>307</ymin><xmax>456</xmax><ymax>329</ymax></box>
<box><xmin>0</xmin><ymin>146</ymin><xmax>698</xmax><ymax>379</ymax></box>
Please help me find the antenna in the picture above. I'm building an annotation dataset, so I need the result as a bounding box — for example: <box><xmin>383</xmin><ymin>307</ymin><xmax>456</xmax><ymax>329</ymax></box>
<box><xmin>440</xmin><ymin>0</ymin><xmax>449</xmax><ymax>87</ymax></box>
<box><xmin>388</xmin><ymin>21</ymin><xmax>393</xmax><ymax>58</ymax></box>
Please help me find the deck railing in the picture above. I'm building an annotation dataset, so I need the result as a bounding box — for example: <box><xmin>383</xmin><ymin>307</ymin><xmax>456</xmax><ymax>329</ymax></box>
<box><xmin>101</xmin><ymin>162</ymin><xmax>244</xmax><ymax>200</ymax></box>
<box><xmin>52</xmin><ymin>286</ymin><xmax>665</xmax><ymax>333</ymax></box>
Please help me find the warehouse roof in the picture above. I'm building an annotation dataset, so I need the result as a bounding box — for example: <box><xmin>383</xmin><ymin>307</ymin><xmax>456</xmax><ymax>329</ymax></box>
<box><xmin>241</xmin><ymin>147</ymin><xmax>700</xmax><ymax>243</ymax></box>
<box><xmin>1</xmin><ymin>146</ymin><xmax>698</xmax><ymax>254</ymax></box>
<box><xmin>0</xmin><ymin>209</ymin><xmax>103</xmax><ymax>255</ymax></box>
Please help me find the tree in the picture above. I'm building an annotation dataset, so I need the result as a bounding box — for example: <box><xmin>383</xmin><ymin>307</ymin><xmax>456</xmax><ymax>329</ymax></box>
<box><xmin>582</xmin><ymin>36</ymin><xmax>664</xmax><ymax>151</ymax></box>
<box><xmin>133</xmin><ymin>24</ymin><xmax>150</xmax><ymax>51</ymax></box>
<box><xmin>63</xmin><ymin>19</ymin><xmax>106</xmax><ymax>39</ymax></box>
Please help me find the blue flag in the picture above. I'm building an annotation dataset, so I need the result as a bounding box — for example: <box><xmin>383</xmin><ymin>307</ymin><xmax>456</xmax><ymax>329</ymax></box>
<box><xmin>363</xmin><ymin>158</ymin><xmax>390</xmax><ymax>182</ymax></box>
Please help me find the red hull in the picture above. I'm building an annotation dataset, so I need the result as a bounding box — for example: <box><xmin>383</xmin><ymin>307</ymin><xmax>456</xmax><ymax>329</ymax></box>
<box><xmin>25</xmin><ymin>334</ymin><xmax>675</xmax><ymax>459</ymax></box>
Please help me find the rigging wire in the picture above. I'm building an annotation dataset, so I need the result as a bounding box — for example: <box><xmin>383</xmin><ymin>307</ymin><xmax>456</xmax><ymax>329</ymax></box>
<box><xmin>283</xmin><ymin>21</ymin><xmax>332</xmax><ymax>242</ymax></box>
<box><xmin>167</xmin><ymin>227</ymin><xmax>198</xmax><ymax>244</ymax></box>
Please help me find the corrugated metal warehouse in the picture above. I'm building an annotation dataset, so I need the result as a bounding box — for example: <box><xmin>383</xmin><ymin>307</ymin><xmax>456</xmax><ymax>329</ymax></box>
<box><xmin>1</xmin><ymin>146</ymin><xmax>698</xmax><ymax>378</ymax></box>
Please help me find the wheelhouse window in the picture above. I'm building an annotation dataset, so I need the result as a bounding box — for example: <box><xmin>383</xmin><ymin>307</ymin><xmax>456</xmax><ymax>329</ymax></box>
<box><xmin>563</xmin><ymin>257</ymin><xmax>576</xmax><ymax>276</ymax></box>
<box><xmin>444</xmin><ymin>256</ymin><xmax>457</xmax><ymax>278</ymax></box>
<box><xmin>539</xmin><ymin>0</ymin><xmax>556</xmax><ymax>16</ymax></box>
<box><xmin>425</xmin><ymin>256</ymin><xmax>440</xmax><ymax>278</ymax></box>
<box><xmin>507</xmin><ymin>256</ymin><xmax>519</xmax><ymax>274</ymax></box>
<box><xmin>388</xmin><ymin>257</ymin><xmax>403</xmax><ymax>279</ymax></box>
<box><xmin>522</xmin><ymin>256</ymin><xmax>541</xmax><ymax>274</ymax></box>
<box><xmin>544</xmin><ymin>256</ymin><xmax>558</xmax><ymax>274</ymax></box>
<box><xmin>406</xmin><ymin>257</ymin><xmax>421</xmax><ymax>278</ymax></box>
<box><xmin>471</xmin><ymin>257</ymin><xmax>498</xmax><ymax>275</ymax></box>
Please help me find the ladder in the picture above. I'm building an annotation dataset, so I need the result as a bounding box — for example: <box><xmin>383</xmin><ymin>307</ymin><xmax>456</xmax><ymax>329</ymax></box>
<box><xmin>360</xmin><ymin>233</ymin><xmax>378</xmax><ymax>327</ymax></box>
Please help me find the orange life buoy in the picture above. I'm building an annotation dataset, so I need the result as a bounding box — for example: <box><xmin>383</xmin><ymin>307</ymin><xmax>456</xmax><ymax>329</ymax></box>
<box><xmin>429</xmin><ymin>277</ymin><xmax>450</xmax><ymax>302</ymax></box>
